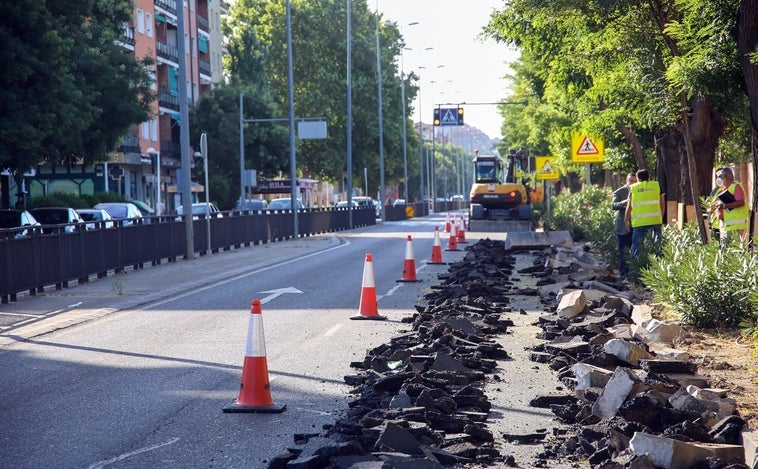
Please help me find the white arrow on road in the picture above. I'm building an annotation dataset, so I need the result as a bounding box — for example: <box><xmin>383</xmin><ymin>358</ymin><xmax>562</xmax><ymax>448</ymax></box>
<box><xmin>259</xmin><ymin>287</ymin><xmax>303</xmax><ymax>304</ymax></box>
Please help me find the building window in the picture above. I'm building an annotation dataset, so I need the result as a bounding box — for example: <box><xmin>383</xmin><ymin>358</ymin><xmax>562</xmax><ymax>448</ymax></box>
<box><xmin>145</xmin><ymin>13</ymin><xmax>153</xmax><ymax>38</ymax></box>
<box><xmin>151</xmin><ymin>119</ymin><xmax>158</xmax><ymax>142</ymax></box>
<box><xmin>136</xmin><ymin>9</ymin><xmax>145</xmax><ymax>34</ymax></box>
<box><xmin>141</xmin><ymin>121</ymin><xmax>149</xmax><ymax>140</ymax></box>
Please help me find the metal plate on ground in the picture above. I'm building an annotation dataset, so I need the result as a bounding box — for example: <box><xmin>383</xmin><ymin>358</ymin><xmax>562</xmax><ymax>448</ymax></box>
<box><xmin>503</xmin><ymin>231</ymin><xmax>573</xmax><ymax>251</ymax></box>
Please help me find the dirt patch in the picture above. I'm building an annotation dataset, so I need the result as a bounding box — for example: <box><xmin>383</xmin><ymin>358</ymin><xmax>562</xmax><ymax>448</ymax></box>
<box><xmin>675</xmin><ymin>326</ymin><xmax>758</xmax><ymax>429</ymax></box>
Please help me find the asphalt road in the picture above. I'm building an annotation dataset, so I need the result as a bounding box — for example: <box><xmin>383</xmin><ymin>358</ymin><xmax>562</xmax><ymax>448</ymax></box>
<box><xmin>0</xmin><ymin>213</ymin><xmax>577</xmax><ymax>468</ymax></box>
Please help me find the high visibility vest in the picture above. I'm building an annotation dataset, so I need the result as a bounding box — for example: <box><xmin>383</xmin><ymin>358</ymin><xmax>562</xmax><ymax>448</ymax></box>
<box><xmin>630</xmin><ymin>180</ymin><xmax>663</xmax><ymax>228</ymax></box>
<box><xmin>721</xmin><ymin>181</ymin><xmax>748</xmax><ymax>232</ymax></box>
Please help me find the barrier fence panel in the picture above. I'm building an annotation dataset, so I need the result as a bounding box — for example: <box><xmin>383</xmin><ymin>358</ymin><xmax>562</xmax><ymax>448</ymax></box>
<box><xmin>0</xmin><ymin>208</ymin><xmax>377</xmax><ymax>303</ymax></box>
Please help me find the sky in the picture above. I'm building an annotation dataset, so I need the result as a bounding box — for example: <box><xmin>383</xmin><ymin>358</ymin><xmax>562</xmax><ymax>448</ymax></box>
<box><xmin>377</xmin><ymin>0</ymin><xmax>519</xmax><ymax>139</ymax></box>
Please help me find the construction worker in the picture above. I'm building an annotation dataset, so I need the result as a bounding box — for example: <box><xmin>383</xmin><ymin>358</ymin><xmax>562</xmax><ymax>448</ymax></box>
<box><xmin>625</xmin><ymin>169</ymin><xmax>665</xmax><ymax>258</ymax></box>
<box><xmin>713</xmin><ymin>167</ymin><xmax>748</xmax><ymax>246</ymax></box>
<box><xmin>612</xmin><ymin>172</ymin><xmax>637</xmax><ymax>275</ymax></box>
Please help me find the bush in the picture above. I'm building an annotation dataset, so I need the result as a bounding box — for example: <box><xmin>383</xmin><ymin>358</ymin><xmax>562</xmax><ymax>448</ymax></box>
<box><xmin>27</xmin><ymin>191</ymin><xmax>126</xmax><ymax>210</ymax></box>
<box><xmin>543</xmin><ymin>184</ymin><xmax>615</xmax><ymax>246</ymax></box>
<box><xmin>641</xmin><ymin>223</ymin><xmax>758</xmax><ymax>327</ymax></box>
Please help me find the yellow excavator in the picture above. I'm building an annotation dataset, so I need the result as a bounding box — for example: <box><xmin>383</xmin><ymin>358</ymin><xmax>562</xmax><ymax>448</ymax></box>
<box><xmin>468</xmin><ymin>148</ymin><xmax>534</xmax><ymax>232</ymax></box>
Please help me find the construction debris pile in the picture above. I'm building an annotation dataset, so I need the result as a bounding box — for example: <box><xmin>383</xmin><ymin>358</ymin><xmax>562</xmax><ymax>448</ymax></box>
<box><xmin>268</xmin><ymin>239</ymin><xmax>756</xmax><ymax>468</ymax></box>
<box><xmin>268</xmin><ymin>239</ymin><xmax>517</xmax><ymax>468</ymax></box>
<box><xmin>525</xmin><ymin>243</ymin><xmax>754</xmax><ymax>469</ymax></box>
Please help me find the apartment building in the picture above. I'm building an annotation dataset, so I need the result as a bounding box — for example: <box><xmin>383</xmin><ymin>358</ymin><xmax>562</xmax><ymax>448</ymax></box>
<box><xmin>18</xmin><ymin>0</ymin><xmax>227</xmax><ymax>212</ymax></box>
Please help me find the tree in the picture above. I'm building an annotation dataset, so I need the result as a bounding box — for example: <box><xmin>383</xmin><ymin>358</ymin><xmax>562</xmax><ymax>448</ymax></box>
<box><xmin>0</xmin><ymin>0</ymin><xmax>153</xmax><ymax>173</ymax></box>
<box><xmin>487</xmin><ymin>0</ymin><xmax>749</xmax><ymax>242</ymax></box>
<box><xmin>224</xmin><ymin>0</ymin><xmax>412</xmax><ymax>195</ymax></box>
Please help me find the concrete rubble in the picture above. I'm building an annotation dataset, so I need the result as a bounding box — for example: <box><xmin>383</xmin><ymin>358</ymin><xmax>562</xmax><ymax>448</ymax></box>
<box><xmin>527</xmin><ymin>243</ymin><xmax>753</xmax><ymax>468</ymax></box>
<box><xmin>267</xmin><ymin>239</ymin><xmax>755</xmax><ymax>468</ymax></box>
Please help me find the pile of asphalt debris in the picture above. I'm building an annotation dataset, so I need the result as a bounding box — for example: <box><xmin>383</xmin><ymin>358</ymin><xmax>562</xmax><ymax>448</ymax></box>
<box><xmin>268</xmin><ymin>238</ymin><xmax>753</xmax><ymax>469</ymax></box>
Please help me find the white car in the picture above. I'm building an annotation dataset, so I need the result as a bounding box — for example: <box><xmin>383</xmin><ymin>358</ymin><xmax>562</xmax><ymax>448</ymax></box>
<box><xmin>76</xmin><ymin>209</ymin><xmax>115</xmax><ymax>230</ymax></box>
<box><xmin>267</xmin><ymin>198</ymin><xmax>304</xmax><ymax>211</ymax></box>
<box><xmin>175</xmin><ymin>203</ymin><xmax>223</xmax><ymax>220</ymax></box>
<box><xmin>94</xmin><ymin>202</ymin><xmax>143</xmax><ymax>226</ymax></box>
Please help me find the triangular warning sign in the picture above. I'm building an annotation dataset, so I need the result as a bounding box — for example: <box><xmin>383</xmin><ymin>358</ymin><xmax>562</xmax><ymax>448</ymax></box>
<box><xmin>441</xmin><ymin>109</ymin><xmax>457</xmax><ymax>124</ymax></box>
<box><xmin>577</xmin><ymin>136</ymin><xmax>599</xmax><ymax>154</ymax></box>
<box><xmin>540</xmin><ymin>160</ymin><xmax>554</xmax><ymax>174</ymax></box>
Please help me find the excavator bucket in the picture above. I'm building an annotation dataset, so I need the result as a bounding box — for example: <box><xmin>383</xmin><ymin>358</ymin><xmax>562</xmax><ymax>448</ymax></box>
<box><xmin>503</xmin><ymin>230</ymin><xmax>573</xmax><ymax>251</ymax></box>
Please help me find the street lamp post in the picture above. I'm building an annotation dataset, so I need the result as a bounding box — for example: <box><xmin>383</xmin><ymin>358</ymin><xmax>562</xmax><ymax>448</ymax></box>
<box><xmin>375</xmin><ymin>7</ymin><xmax>385</xmax><ymax>217</ymax></box>
<box><xmin>147</xmin><ymin>147</ymin><xmax>160</xmax><ymax>216</ymax></box>
<box><xmin>196</xmin><ymin>132</ymin><xmax>210</xmax><ymax>251</ymax></box>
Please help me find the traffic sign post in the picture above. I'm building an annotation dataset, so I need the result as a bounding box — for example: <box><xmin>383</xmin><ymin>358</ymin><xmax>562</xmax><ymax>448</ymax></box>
<box><xmin>571</xmin><ymin>134</ymin><xmax>604</xmax><ymax>163</ymax></box>
<box><xmin>535</xmin><ymin>156</ymin><xmax>559</xmax><ymax>180</ymax></box>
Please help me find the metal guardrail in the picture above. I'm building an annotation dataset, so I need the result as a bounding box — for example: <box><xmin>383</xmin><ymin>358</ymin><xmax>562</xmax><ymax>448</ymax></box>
<box><xmin>1</xmin><ymin>207</ymin><xmax>376</xmax><ymax>303</ymax></box>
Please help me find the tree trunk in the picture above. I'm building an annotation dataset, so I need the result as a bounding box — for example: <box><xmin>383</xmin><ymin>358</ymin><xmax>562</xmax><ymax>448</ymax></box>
<box><xmin>618</xmin><ymin>124</ymin><xmax>647</xmax><ymax>171</ymax></box>
<box><xmin>655</xmin><ymin>127</ymin><xmax>683</xmax><ymax>202</ymax></box>
<box><xmin>738</xmin><ymin>0</ymin><xmax>758</xmax><ymax>237</ymax></box>
<box><xmin>688</xmin><ymin>95</ymin><xmax>725</xmax><ymax>198</ymax></box>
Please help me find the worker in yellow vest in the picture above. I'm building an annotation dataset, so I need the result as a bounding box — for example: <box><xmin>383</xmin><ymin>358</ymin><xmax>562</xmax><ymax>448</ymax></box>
<box><xmin>713</xmin><ymin>167</ymin><xmax>748</xmax><ymax>246</ymax></box>
<box><xmin>624</xmin><ymin>169</ymin><xmax>665</xmax><ymax>258</ymax></box>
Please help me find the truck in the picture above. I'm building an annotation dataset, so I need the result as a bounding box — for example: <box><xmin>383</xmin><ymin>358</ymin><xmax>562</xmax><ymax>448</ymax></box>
<box><xmin>468</xmin><ymin>148</ymin><xmax>534</xmax><ymax>232</ymax></box>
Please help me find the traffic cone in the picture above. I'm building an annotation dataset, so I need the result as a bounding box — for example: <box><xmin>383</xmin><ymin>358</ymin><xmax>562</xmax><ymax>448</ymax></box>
<box><xmin>446</xmin><ymin>224</ymin><xmax>460</xmax><ymax>251</ymax></box>
<box><xmin>351</xmin><ymin>253</ymin><xmax>386</xmax><ymax>320</ymax></box>
<box><xmin>429</xmin><ymin>226</ymin><xmax>446</xmax><ymax>265</ymax></box>
<box><xmin>397</xmin><ymin>235</ymin><xmax>421</xmax><ymax>282</ymax></box>
<box><xmin>223</xmin><ymin>300</ymin><xmax>286</xmax><ymax>413</ymax></box>
<box><xmin>456</xmin><ymin>216</ymin><xmax>468</xmax><ymax>244</ymax></box>
<box><xmin>444</xmin><ymin>212</ymin><xmax>451</xmax><ymax>233</ymax></box>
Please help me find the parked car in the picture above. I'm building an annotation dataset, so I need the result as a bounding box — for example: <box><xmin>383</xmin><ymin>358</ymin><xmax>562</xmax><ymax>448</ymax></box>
<box><xmin>175</xmin><ymin>202</ymin><xmax>222</xmax><ymax>220</ymax></box>
<box><xmin>129</xmin><ymin>200</ymin><xmax>155</xmax><ymax>217</ymax></box>
<box><xmin>0</xmin><ymin>209</ymin><xmax>40</xmax><ymax>238</ymax></box>
<box><xmin>392</xmin><ymin>199</ymin><xmax>407</xmax><ymax>207</ymax></box>
<box><xmin>235</xmin><ymin>199</ymin><xmax>268</xmax><ymax>211</ymax></box>
<box><xmin>352</xmin><ymin>196</ymin><xmax>381</xmax><ymax>217</ymax></box>
<box><xmin>29</xmin><ymin>207</ymin><xmax>84</xmax><ymax>233</ymax></box>
<box><xmin>335</xmin><ymin>201</ymin><xmax>358</xmax><ymax>208</ymax></box>
<box><xmin>93</xmin><ymin>202</ymin><xmax>143</xmax><ymax>226</ymax></box>
<box><xmin>76</xmin><ymin>209</ymin><xmax>114</xmax><ymax>230</ymax></box>
<box><xmin>267</xmin><ymin>198</ymin><xmax>304</xmax><ymax>211</ymax></box>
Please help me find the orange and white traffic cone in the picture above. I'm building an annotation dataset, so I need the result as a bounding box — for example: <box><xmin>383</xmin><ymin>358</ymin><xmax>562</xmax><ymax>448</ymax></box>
<box><xmin>397</xmin><ymin>235</ymin><xmax>421</xmax><ymax>282</ymax></box>
<box><xmin>444</xmin><ymin>212</ymin><xmax>451</xmax><ymax>233</ymax></box>
<box><xmin>456</xmin><ymin>216</ymin><xmax>468</xmax><ymax>244</ymax></box>
<box><xmin>223</xmin><ymin>300</ymin><xmax>286</xmax><ymax>413</ymax></box>
<box><xmin>351</xmin><ymin>253</ymin><xmax>386</xmax><ymax>320</ymax></box>
<box><xmin>446</xmin><ymin>223</ymin><xmax>460</xmax><ymax>251</ymax></box>
<box><xmin>429</xmin><ymin>226</ymin><xmax>445</xmax><ymax>265</ymax></box>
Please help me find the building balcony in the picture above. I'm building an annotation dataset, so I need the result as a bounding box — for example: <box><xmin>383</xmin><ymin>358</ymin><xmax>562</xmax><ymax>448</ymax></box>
<box><xmin>156</xmin><ymin>40</ymin><xmax>179</xmax><ymax>63</ymax></box>
<box><xmin>155</xmin><ymin>0</ymin><xmax>177</xmax><ymax>15</ymax></box>
<box><xmin>197</xmin><ymin>14</ymin><xmax>209</xmax><ymax>33</ymax></box>
<box><xmin>117</xmin><ymin>133</ymin><xmax>140</xmax><ymax>154</ymax></box>
<box><xmin>158</xmin><ymin>91</ymin><xmax>180</xmax><ymax>111</ymax></box>
<box><xmin>198</xmin><ymin>59</ymin><xmax>211</xmax><ymax>76</ymax></box>
<box><xmin>120</xmin><ymin>25</ymin><xmax>135</xmax><ymax>47</ymax></box>
<box><xmin>160</xmin><ymin>140</ymin><xmax>181</xmax><ymax>158</ymax></box>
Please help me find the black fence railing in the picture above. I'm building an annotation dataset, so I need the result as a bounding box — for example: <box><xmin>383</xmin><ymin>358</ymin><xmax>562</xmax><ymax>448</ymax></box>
<box><xmin>1</xmin><ymin>207</ymin><xmax>376</xmax><ymax>303</ymax></box>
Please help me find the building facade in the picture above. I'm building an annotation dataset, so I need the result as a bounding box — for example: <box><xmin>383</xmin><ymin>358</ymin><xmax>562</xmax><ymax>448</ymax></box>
<box><xmin>11</xmin><ymin>0</ymin><xmax>227</xmax><ymax>213</ymax></box>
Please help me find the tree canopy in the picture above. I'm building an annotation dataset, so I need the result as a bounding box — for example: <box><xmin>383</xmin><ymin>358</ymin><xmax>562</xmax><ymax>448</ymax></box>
<box><xmin>218</xmin><ymin>0</ymin><xmax>418</xmax><ymax>198</ymax></box>
<box><xmin>486</xmin><ymin>0</ymin><xmax>754</xmax><ymax>209</ymax></box>
<box><xmin>0</xmin><ymin>0</ymin><xmax>153</xmax><ymax>173</ymax></box>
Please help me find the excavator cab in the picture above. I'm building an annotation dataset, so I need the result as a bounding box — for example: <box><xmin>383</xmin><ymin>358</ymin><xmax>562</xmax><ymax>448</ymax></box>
<box><xmin>469</xmin><ymin>149</ymin><xmax>531</xmax><ymax>218</ymax></box>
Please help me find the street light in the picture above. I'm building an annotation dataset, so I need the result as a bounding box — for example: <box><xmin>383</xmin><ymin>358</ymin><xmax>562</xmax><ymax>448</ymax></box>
<box><xmin>196</xmin><ymin>132</ymin><xmax>210</xmax><ymax>251</ymax></box>
<box><xmin>417</xmin><ymin>62</ymin><xmax>442</xmax><ymax>208</ymax></box>
<box><xmin>147</xmin><ymin>147</ymin><xmax>161</xmax><ymax>215</ymax></box>
<box><xmin>375</xmin><ymin>7</ymin><xmax>386</xmax><ymax>216</ymax></box>
<box><xmin>393</xmin><ymin>22</ymin><xmax>419</xmax><ymax>205</ymax></box>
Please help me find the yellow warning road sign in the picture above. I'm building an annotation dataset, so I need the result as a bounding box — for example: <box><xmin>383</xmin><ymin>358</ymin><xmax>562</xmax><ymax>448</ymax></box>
<box><xmin>571</xmin><ymin>133</ymin><xmax>604</xmax><ymax>163</ymax></box>
<box><xmin>536</xmin><ymin>156</ymin><xmax>559</xmax><ymax>180</ymax></box>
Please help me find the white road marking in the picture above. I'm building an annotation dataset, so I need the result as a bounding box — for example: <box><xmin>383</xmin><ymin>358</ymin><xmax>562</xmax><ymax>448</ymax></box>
<box><xmin>87</xmin><ymin>437</ymin><xmax>180</xmax><ymax>469</ymax></box>
<box><xmin>324</xmin><ymin>324</ymin><xmax>342</xmax><ymax>337</ymax></box>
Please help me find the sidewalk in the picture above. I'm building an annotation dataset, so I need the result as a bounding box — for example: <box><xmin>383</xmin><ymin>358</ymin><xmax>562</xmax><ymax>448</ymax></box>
<box><xmin>0</xmin><ymin>234</ymin><xmax>341</xmax><ymax>347</ymax></box>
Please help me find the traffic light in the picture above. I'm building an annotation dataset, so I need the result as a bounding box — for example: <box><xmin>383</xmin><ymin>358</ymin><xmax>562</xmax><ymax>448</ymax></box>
<box><xmin>433</xmin><ymin>108</ymin><xmax>441</xmax><ymax>126</ymax></box>
<box><xmin>457</xmin><ymin>107</ymin><xmax>464</xmax><ymax>125</ymax></box>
